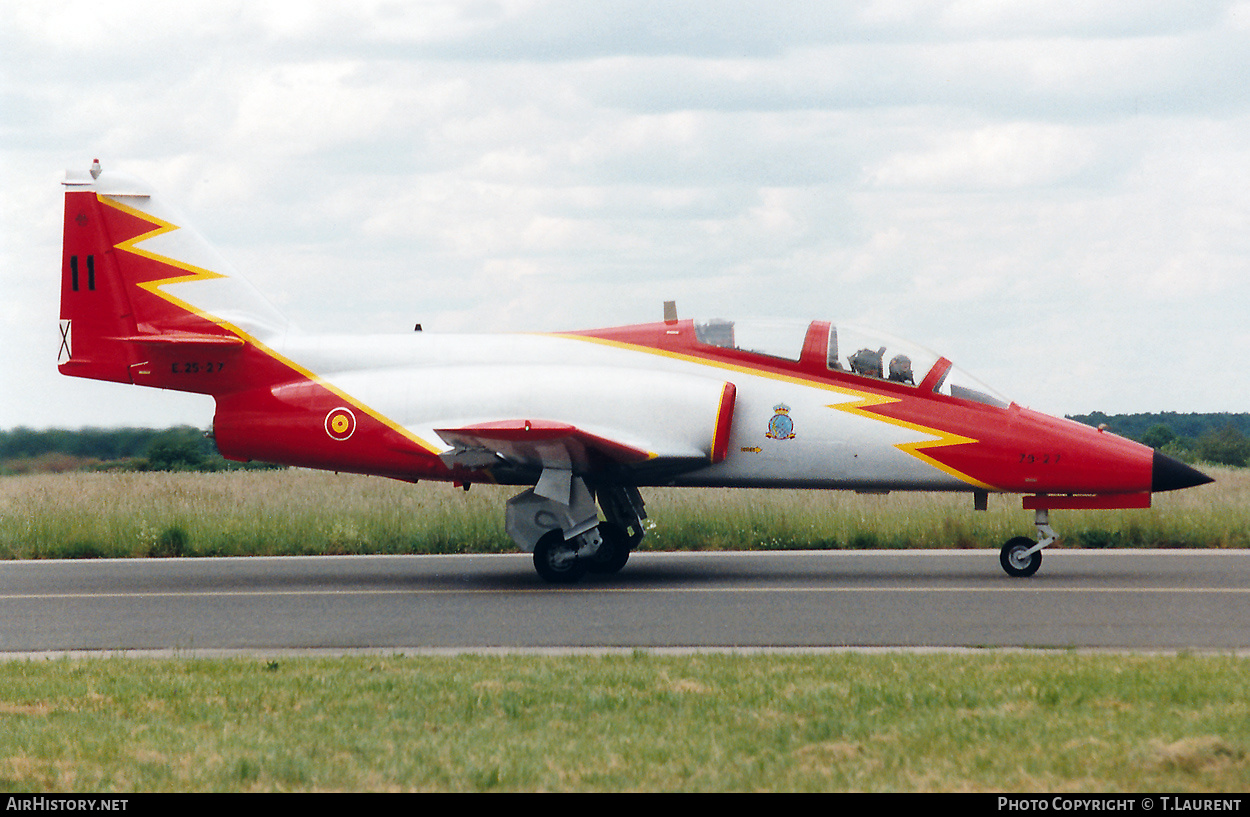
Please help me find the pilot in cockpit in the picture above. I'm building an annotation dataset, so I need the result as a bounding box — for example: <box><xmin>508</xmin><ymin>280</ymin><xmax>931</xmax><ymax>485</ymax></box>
<box><xmin>849</xmin><ymin>346</ymin><xmax>886</xmax><ymax>378</ymax></box>
<box><xmin>888</xmin><ymin>354</ymin><xmax>914</xmax><ymax>385</ymax></box>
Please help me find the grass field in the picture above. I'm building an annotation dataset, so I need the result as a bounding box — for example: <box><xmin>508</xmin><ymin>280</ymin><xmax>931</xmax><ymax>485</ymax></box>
<box><xmin>1</xmin><ymin>651</ymin><xmax>1248</xmax><ymax>793</ymax></box>
<box><xmin>0</xmin><ymin>465</ymin><xmax>1244</xmax><ymax>560</ymax></box>
<box><xmin>1</xmin><ymin>469</ymin><xmax>1246</xmax><ymax>793</ymax></box>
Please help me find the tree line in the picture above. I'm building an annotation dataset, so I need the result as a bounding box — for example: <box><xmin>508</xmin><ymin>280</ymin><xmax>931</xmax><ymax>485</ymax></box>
<box><xmin>0</xmin><ymin>426</ymin><xmax>280</xmax><ymax>474</ymax></box>
<box><xmin>1067</xmin><ymin>412</ymin><xmax>1250</xmax><ymax>468</ymax></box>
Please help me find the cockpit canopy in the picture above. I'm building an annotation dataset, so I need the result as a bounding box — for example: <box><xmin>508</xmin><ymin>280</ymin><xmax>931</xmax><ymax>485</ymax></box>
<box><xmin>693</xmin><ymin>318</ymin><xmax>1010</xmax><ymax>409</ymax></box>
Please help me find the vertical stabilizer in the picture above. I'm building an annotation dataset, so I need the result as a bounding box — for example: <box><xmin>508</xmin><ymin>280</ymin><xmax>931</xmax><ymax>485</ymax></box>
<box><xmin>59</xmin><ymin>163</ymin><xmax>290</xmax><ymax>393</ymax></box>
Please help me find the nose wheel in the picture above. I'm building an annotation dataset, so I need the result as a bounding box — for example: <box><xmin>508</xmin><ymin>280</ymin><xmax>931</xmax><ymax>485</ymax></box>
<box><xmin>1000</xmin><ymin>536</ymin><xmax>1042</xmax><ymax>577</ymax></box>
<box><xmin>999</xmin><ymin>509</ymin><xmax>1056</xmax><ymax>578</ymax></box>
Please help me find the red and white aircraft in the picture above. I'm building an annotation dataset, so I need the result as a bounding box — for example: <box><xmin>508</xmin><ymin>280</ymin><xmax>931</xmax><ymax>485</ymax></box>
<box><xmin>58</xmin><ymin>163</ymin><xmax>1213</xmax><ymax>581</ymax></box>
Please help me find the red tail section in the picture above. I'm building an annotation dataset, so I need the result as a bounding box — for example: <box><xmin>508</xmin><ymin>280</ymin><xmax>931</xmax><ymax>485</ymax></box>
<box><xmin>59</xmin><ymin>180</ymin><xmax>145</xmax><ymax>384</ymax></box>
<box><xmin>57</xmin><ymin>163</ymin><xmax>444</xmax><ymax>479</ymax></box>
<box><xmin>58</xmin><ymin>164</ymin><xmax>289</xmax><ymax>396</ymax></box>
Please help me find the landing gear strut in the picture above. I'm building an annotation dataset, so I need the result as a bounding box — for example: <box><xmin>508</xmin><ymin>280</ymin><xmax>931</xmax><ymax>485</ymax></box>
<box><xmin>588</xmin><ymin>484</ymin><xmax>646</xmax><ymax>575</ymax></box>
<box><xmin>999</xmin><ymin>508</ymin><xmax>1056</xmax><ymax>578</ymax></box>
<box><xmin>506</xmin><ymin>473</ymin><xmax>647</xmax><ymax>582</ymax></box>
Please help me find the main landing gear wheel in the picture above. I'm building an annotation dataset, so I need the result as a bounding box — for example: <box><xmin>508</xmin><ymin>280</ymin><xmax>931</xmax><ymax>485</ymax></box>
<box><xmin>1000</xmin><ymin>536</ymin><xmax>1042</xmax><ymax>578</ymax></box>
<box><xmin>586</xmin><ymin>522</ymin><xmax>630</xmax><ymax>575</ymax></box>
<box><xmin>533</xmin><ymin>530</ymin><xmax>588</xmax><ymax>584</ymax></box>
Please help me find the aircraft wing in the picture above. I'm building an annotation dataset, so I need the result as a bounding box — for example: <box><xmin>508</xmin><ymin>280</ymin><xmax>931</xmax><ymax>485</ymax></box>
<box><xmin>435</xmin><ymin>420</ymin><xmax>656</xmax><ymax>471</ymax></box>
<box><xmin>433</xmin><ymin>381</ymin><xmax>736</xmax><ymax>480</ymax></box>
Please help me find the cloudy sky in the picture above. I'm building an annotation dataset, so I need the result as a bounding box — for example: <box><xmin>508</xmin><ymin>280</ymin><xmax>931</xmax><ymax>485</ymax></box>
<box><xmin>3</xmin><ymin>0</ymin><xmax>1248</xmax><ymax>430</ymax></box>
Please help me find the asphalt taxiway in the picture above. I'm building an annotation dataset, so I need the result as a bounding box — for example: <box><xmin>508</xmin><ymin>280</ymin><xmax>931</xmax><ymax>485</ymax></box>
<box><xmin>3</xmin><ymin>549</ymin><xmax>1248</xmax><ymax>656</ymax></box>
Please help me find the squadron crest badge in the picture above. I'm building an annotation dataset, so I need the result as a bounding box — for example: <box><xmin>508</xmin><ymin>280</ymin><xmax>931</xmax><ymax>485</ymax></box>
<box><xmin>766</xmin><ymin>404</ymin><xmax>795</xmax><ymax>440</ymax></box>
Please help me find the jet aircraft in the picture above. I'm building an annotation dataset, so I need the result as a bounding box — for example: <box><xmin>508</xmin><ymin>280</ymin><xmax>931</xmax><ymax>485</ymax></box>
<box><xmin>57</xmin><ymin>163</ymin><xmax>1213</xmax><ymax>581</ymax></box>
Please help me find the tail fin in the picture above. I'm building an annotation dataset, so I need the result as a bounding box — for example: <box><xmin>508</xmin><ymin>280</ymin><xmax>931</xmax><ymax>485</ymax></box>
<box><xmin>59</xmin><ymin>162</ymin><xmax>289</xmax><ymax>394</ymax></box>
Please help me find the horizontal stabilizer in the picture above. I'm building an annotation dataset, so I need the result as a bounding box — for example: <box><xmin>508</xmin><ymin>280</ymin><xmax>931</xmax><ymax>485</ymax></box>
<box><xmin>117</xmin><ymin>333</ymin><xmax>246</xmax><ymax>348</ymax></box>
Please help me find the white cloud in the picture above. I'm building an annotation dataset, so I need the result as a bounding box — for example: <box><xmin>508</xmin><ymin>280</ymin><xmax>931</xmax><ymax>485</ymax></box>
<box><xmin>868</xmin><ymin>123</ymin><xmax>1098</xmax><ymax>189</ymax></box>
<box><xmin>2</xmin><ymin>0</ymin><xmax>1248</xmax><ymax>428</ymax></box>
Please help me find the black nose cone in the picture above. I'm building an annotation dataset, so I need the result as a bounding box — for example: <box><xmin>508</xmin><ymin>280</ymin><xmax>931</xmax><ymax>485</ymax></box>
<box><xmin>1152</xmin><ymin>450</ymin><xmax>1214</xmax><ymax>493</ymax></box>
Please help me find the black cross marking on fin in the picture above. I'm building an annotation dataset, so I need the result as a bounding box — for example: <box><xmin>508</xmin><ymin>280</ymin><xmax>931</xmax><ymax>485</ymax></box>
<box><xmin>58</xmin><ymin>321</ymin><xmax>71</xmax><ymax>362</ymax></box>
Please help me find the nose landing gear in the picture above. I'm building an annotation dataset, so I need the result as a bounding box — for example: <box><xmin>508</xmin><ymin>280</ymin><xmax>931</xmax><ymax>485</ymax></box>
<box><xmin>999</xmin><ymin>508</ymin><xmax>1056</xmax><ymax>578</ymax></box>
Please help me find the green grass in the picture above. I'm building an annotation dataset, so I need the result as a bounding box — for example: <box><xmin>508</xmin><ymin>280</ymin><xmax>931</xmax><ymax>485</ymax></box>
<box><xmin>0</xmin><ymin>652</ymin><xmax>1247</xmax><ymax>792</ymax></box>
<box><xmin>0</xmin><ymin>470</ymin><xmax>513</xmax><ymax>559</ymax></box>
<box><xmin>0</xmin><ymin>467</ymin><xmax>1244</xmax><ymax>560</ymax></box>
<box><xmin>2</xmin><ymin>472</ymin><xmax>1246</xmax><ymax>792</ymax></box>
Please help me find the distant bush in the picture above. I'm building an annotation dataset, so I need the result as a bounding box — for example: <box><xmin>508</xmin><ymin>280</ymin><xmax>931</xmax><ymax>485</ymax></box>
<box><xmin>144</xmin><ymin>439</ymin><xmax>208</xmax><ymax>471</ymax></box>
<box><xmin>1194</xmin><ymin>425</ymin><xmax>1250</xmax><ymax>468</ymax></box>
<box><xmin>148</xmin><ymin>525</ymin><xmax>190</xmax><ymax>558</ymax></box>
<box><xmin>1141</xmin><ymin>424</ymin><xmax>1176</xmax><ymax>450</ymax></box>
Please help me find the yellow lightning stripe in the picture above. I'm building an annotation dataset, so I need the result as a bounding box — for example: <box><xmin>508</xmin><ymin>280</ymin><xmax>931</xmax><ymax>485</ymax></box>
<box><xmin>100</xmin><ymin>194</ymin><xmax>227</xmax><ymax>301</ymax></box>
<box><xmin>826</xmin><ymin>388</ymin><xmax>996</xmax><ymax>490</ymax></box>
<box><xmin>97</xmin><ymin>195</ymin><xmax>442</xmax><ymax>456</ymax></box>
<box><xmin>558</xmin><ymin>332</ymin><xmax>996</xmax><ymax>489</ymax></box>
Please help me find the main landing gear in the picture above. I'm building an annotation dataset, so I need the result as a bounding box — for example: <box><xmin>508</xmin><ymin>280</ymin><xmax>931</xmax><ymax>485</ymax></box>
<box><xmin>507</xmin><ymin>474</ymin><xmax>646</xmax><ymax>583</ymax></box>
<box><xmin>999</xmin><ymin>508</ymin><xmax>1057</xmax><ymax>578</ymax></box>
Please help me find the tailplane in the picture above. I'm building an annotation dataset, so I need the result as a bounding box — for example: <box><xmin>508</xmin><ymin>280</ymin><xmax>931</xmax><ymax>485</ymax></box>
<box><xmin>59</xmin><ymin>162</ymin><xmax>289</xmax><ymax>394</ymax></box>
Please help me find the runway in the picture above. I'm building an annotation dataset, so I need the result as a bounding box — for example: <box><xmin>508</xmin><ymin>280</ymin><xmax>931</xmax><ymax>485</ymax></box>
<box><xmin>2</xmin><ymin>550</ymin><xmax>1249</xmax><ymax>655</ymax></box>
